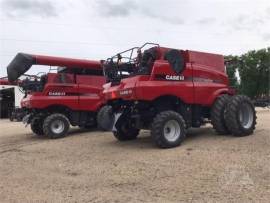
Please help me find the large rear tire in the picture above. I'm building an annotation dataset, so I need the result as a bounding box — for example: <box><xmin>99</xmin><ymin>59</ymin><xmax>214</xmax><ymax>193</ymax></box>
<box><xmin>31</xmin><ymin>117</ymin><xmax>44</xmax><ymax>136</ymax></box>
<box><xmin>151</xmin><ymin>111</ymin><xmax>186</xmax><ymax>148</ymax></box>
<box><xmin>43</xmin><ymin>113</ymin><xmax>70</xmax><ymax>139</ymax></box>
<box><xmin>224</xmin><ymin>95</ymin><xmax>256</xmax><ymax>136</ymax></box>
<box><xmin>211</xmin><ymin>94</ymin><xmax>230</xmax><ymax>135</ymax></box>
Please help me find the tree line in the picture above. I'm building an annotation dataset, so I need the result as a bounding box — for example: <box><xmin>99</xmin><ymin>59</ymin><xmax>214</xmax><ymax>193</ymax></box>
<box><xmin>225</xmin><ymin>47</ymin><xmax>270</xmax><ymax>99</ymax></box>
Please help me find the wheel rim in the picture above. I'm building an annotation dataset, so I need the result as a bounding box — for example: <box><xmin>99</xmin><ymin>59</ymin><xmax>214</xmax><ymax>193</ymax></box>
<box><xmin>51</xmin><ymin>120</ymin><xmax>65</xmax><ymax>134</ymax></box>
<box><xmin>163</xmin><ymin>120</ymin><xmax>181</xmax><ymax>142</ymax></box>
<box><xmin>239</xmin><ymin>103</ymin><xmax>254</xmax><ymax>129</ymax></box>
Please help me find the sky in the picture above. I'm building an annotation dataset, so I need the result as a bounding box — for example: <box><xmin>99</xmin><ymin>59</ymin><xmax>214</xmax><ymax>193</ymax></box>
<box><xmin>0</xmin><ymin>0</ymin><xmax>270</xmax><ymax>77</ymax></box>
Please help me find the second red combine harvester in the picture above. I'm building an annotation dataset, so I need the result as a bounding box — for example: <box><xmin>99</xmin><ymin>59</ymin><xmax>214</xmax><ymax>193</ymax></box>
<box><xmin>101</xmin><ymin>43</ymin><xmax>257</xmax><ymax>148</ymax></box>
<box><xmin>7</xmin><ymin>53</ymin><xmax>106</xmax><ymax>138</ymax></box>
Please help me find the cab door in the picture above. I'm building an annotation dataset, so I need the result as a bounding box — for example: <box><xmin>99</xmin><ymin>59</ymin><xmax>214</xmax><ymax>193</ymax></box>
<box><xmin>45</xmin><ymin>73</ymin><xmax>79</xmax><ymax>109</ymax></box>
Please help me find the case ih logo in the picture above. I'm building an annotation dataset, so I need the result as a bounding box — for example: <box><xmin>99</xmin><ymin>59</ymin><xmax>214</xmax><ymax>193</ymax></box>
<box><xmin>165</xmin><ymin>75</ymin><xmax>185</xmax><ymax>81</ymax></box>
<box><xmin>48</xmin><ymin>92</ymin><xmax>66</xmax><ymax>96</ymax></box>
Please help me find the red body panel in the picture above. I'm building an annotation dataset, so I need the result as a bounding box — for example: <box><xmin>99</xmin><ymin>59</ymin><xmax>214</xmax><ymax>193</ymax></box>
<box><xmin>103</xmin><ymin>48</ymin><xmax>233</xmax><ymax>107</ymax></box>
<box><xmin>77</xmin><ymin>75</ymin><xmax>106</xmax><ymax>111</ymax></box>
<box><xmin>0</xmin><ymin>78</ymin><xmax>20</xmax><ymax>86</ymax></box>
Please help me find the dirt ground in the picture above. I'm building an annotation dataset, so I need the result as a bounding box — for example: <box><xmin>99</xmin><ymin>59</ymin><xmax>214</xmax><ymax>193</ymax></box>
<box><xmin>0</xmin><ymin>108</ymin><xmax>269</xmax><ymax>203</ymax></box>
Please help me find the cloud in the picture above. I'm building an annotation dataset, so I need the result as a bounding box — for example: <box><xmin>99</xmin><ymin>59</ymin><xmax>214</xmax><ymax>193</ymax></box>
<box><xmin>196</xmin><ymin>17</ymin><xmax>216</xmax><ymax>25</ymax></box>
<box><xmin>139</xmin><ymin>8</ymin><xmax>184</xmax><ymax>25</ymax></box>
<box><xmin>230</xmin><ymin>15</ymin><xmax>264</xmax><ymax>31</ymax></box>
<box><xmin>97</xmin><ymin>0</ymin><xmax>137</xmax><ymax>17</ymax></box>
<box><xmin>262</xmin><ymin>33</ymin><xmax>270</xmax><ymax>41</ymax></box>
<box><xmin>96</xmin><ymin>0</ymin><xmax>184</xmax><ymax>24</ymax></box>
<box><xmin>266</xmin><ymin>7</ymin><xmax>270</xmax><ymax>18</ymax></box>
<box><xmin>0</xmin><ymin>0</ymin><xmax>57</xmax><ymax>18</ymax></box>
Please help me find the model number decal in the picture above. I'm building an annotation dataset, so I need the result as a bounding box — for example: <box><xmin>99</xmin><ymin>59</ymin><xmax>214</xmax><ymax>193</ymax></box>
<box><xmin>48</xmin><ymin>92</ymin><xmax>66</xmax><ymax>96</ymax></box>
<box><xmin>165</xmin><ymin>75</ymin><xmax>185</xmax><ymax>81</ymax></box>
<box><xmin>119</xmin><ymin>89</ymin><xmax>132</xmax><ymax>96</ymax></box>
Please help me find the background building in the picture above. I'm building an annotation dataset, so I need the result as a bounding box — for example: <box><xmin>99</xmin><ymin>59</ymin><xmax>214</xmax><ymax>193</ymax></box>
<box><xmin>0</xmin><ymin>79</ymin><xmax>24</xmax><ymax>118</ymax></box>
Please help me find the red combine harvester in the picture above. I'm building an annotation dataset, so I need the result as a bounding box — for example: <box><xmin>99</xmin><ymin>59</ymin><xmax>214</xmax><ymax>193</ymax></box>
<box><xmin>101</xmin><ymin>43</ymin><xmax>256</xmax><ymax>148</ymax></box>
<box><xmin>7</xmin><ymin>53</ymin><xmax>106</xmax><ymax>138</ymax></box>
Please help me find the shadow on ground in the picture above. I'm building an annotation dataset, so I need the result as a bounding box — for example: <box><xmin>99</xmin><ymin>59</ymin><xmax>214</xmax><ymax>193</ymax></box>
<box><xmin>102</xmin><ymin>126</ymin><xmax>226</xmax><ymax>150</ymax></box>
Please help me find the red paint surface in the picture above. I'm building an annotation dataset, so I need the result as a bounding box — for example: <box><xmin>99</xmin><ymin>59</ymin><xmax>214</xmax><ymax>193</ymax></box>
<box><xmin>103</xmin><ymin>47</ymin><xmax>234</xmax><ymax>107</ymax></box>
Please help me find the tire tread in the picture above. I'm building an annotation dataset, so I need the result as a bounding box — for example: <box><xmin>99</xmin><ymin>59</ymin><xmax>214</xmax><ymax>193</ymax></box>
<box><xmin>43</xmin><ymin>113</ymin><xmax>69</xmax><ymax>139</ymax></box>
<box><xmin>211</xmin><ymin>94</ymin><xmax>230</xmax><ymax>135</ymax></box>
<box><xmin>151</xmin><ymin>111</ymin><xmax>186</xmax><ymax>148</ymax></box>
<box><xmin>224</xmin><ymin>95</ymin><xmax>256</xmax><ymax>136</ymax></box>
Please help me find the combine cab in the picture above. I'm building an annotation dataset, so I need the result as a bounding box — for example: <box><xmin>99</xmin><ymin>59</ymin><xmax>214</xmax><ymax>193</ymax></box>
<box><xmin>101</xmin><ymin>43</ymin><xmax>256</xmax><ymax>148</ymax></box>
<box><xmin>7</xmin><ymin>53</ymin><xmax>106</xmax><ymax>138</ymax></box>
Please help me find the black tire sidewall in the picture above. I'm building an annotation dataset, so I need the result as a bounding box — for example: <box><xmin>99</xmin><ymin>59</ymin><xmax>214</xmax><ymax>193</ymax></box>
<box><xmin>152</xmin><ymin>111</ymin><xmax>186</xmax><ymax>148</ymax></box>
<box><xmin>225</xmin><ymin>95</ymin><xmax>256</xmax><ymax>136</ymax></box>
<box><xmin>43</xmin><ymin>114</ymin><xmax>69</xmax><ymax>139</ymax></box>
<box><xmin>161</xmin><ymin>115</ymin><xmax>185</xmax><ymax>147</ymax></box>
<box><xmin>233</xmin><ymin>100</ymin><xmax>256</xmax><ymax>135</ymax></box>
<box><xmin>211</xmin><ymin>94</ymin><xmax>230</xmax><ymax>134</ymax></box>
<box><xmin>97</xmin><ymin>105</ymin><xmax>114</xmax><ymax>131</ymax></box>
<box><xmin>31</xmin><ymin>117</ymin><xmax>44</xmax><ymax>135</ymax></box>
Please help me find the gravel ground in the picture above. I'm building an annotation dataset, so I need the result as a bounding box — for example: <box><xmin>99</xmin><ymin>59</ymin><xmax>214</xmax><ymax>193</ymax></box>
<box><xmin>0</xmin><ymin>108</ymin><xmax>269</xmax><ymax>203</ymax></box>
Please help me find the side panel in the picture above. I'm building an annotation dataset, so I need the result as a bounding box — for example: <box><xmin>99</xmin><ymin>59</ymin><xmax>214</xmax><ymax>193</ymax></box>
<box><xmin>29</xmin><ymin>84</ymin><xmax>79</xmax><ymax>109</ymax></box>
<box><xmin>135</xmin><ymin>61</ymin><xmax>194</xmax><ymax>103</ymax></box>
<box><xmin>187</xmin><ymin>50</ymin><xmax>225</xmax><ymax>73</ymax></box>
<box><xmin>76</xmin><ymin>75</ymin><xmax>105</xmax><ymax>111</ymax></box>
<box><xmin>27</xmin><ymin>73</ymin><xmax>79</xmax><ymax>110</ymax></box>
<box><xmin>192</xmin><ymin>64</ymin><xmax>230</xmax><ymax>106</ymax></box>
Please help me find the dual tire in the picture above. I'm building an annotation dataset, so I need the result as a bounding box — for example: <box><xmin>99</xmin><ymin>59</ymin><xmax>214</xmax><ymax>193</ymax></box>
<box><xmin>211</xmin><ymin>94</ymin><xmax>230</xmax><ymax>134</ymax></box>
<box><xmin>211</xmin><ymin>95</ymin><xmax>256</xmax><ymax>136</ymax></box>
<box><xmin>224</xmin><ymin>95</ymin><xmax>256</xmax><ymax>136</ymax></box>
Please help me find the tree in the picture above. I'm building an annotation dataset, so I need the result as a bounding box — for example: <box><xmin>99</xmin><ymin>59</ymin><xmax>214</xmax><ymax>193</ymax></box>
<box><xmin>238</xmin><ymin>48</ymin><xmax>270</xmax><ymax>99</ymax></box>
<box><xmin>226</xmin><ymin>48</ymin><xmax>270</xmax><ymax>99</ymax></box>
<box><xmin>225</xmin><ymin>55</ymin><xmax>239</xmax><ymax>89</ymax></box>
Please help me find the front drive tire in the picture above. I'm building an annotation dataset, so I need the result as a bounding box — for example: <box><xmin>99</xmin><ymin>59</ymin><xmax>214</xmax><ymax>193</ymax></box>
<box><xmin>31</xmin><ymin>117</ymin><xmax>44</xmax><ymax>136</ymax></box>
<box><xmin>151</xmin><ymin>111</ymin><xmax>186</xmax><ymax>148</ymax></box>
<box><xmin>211</xmin><ymin>94</ymin><xmax>230</xmax><ymax>135</ymax></box>
<box><xmin>97</xmin><ymin>105</ymin><xmax>114</xmax><ymax>131</ymax></box>
<box><xmin>224</xmin><ymin>95</ymin><xmax>256</xmax><ymax>136</ymax></box>
<box><xmin>43</xmin><ymin>113</ymin><xmax>70</xmax><ymax>139</ymax></box>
